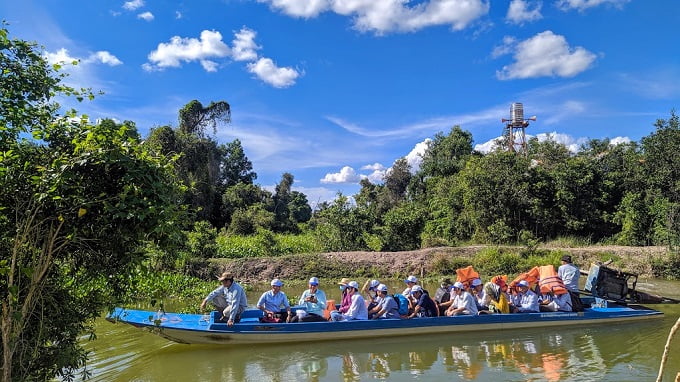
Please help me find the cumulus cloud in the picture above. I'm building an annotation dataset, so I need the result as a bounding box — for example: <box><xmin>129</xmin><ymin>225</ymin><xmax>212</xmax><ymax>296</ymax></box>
<box><xmin>123</xmin><ymin>0</ymin><xmax>144</xmax><ymax>11</ymax></box>
<box><xmin>144</xmin><ymin>28</ymin><xmax>300</xmax><ymax>87</ymax></box>
<box><xmin>46</xmin><ymin>48</ymin><xmax>123</xmax><ymax>67</ymax></box>
<box><xmin>137</xmin><ymin>11</ymin><xmax>154</xmax><ymax>21</ymax></box>
<box><xmin>321</xmin><ymin>166</ymin><xmax>364</xmax><ymax>184</ymax></box>
<box><xmin>232</xmin><ymin>28</ymin><xmax>261</xmax><ymax>62</ymax></box>
<box><xmin>257</xmin><ymin>0</ymin><xmax>490</xmax><ymax>34</ymax></box>
<box><xmin>405</xmin><ymin>138</ymin><xmax>431</xmax><ymax>173</ymax></box>
<box><xmin>506</xmin><ymin>0</ymin><xmax>542</xmax><ymax>25</ymax></box>
<box><xmin>143</xmin><ymin>30</ymin><xmax>230</xmax><ymax>71</ymax></box>
<box><xmin>495</xmin><ymin>30</ymin><xmax>597</xmax><ymax>80</ymax></box>
<box><xmin>247</xmin><ymin>58</ymin><xmax>301</xmax><ymax>88</ymax></box>
<box><xmin>88</xmin><ymin>51</ymin><xmax>123</xmax><ymax>66</ymax></box>
<box><xmin>557</xmin><ymin>0</ymin><xmax>630</xmax><ymax>12</ymax></box>
<box><xmin>175</xmin><ymin>11</ymin><xmax>183</xmax><ymax>19</ymax></box>
<box><xmin>361</xmin><ymin>163</ymin><xmax>386</xmax><ymax>171</ymax></box>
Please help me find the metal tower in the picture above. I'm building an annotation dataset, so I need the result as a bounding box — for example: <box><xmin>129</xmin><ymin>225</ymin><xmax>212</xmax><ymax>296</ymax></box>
<box><xmin>501</xmin><ymin>103</ymin><xmax>536</xmax><ymax>156</ymax></box>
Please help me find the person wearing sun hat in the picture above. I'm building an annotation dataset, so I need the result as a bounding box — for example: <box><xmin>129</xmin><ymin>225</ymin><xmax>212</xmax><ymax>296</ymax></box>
<box><xmin>446</xmin><ymin>281</ymin><xmax>478</xmax><ymax>316</ymax></box>
<box><xmin>200</xmin><ymin>271</ymin><xmax>248</xmax><ymax>326</ymax></box>
<box><xmin>404</xmin><ymin>285</ymin><xmax>438</xmax><ymax>319</ymax></box>
<box><xmin>371</xmin><ymin>284</ymin><xmax>400</xmax><ymax>319</ymax></box>
<box><xmin>402</xmin><ymin>275</ymin><xmax>419</xmax><ymax>309</ymax></box>
<box><xmin>291</xmin><ymin>277</ymin><xmax>328</xmax><ymax>322</ymax></box>
<box><xmin>331</xmin><ymin>281</ymin><xmax>368</xmax><ymax>321</ymax></box>
<box><xmin>257</xmin><ymin>278</ymin><xmax>292</xmax><ymax>322</ymax></box>
<box><xmin>510</xmin><ymin>280</ymin><xmax>539</xmax><ymax>313</ymax></box>
<box><xmin>470</xmin><ymin>278</ymin><xmax>487</xmax><ymax>311</ymax></box>
<box><xmin>335</xmin><ymin>277</ymin><xmax>353</xmax><ymax>316</ymax></box>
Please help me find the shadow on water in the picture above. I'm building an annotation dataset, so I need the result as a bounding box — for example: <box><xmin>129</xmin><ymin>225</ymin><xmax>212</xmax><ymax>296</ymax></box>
<box><xmin>85</xmin><ymin>307</ymin><xmax>680</xmax><ymax>381</ymax></box>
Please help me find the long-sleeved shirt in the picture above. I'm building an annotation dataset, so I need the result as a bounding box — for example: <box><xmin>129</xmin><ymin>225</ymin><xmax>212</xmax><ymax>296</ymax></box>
<box><xmin>205</xmin><ymin>282</ymin><xmax>248</xmax><ymax>321</ymax></box>
<box><xmin>339</xmin><ymin>290</ymin><xmax>352</xmax><ymax>313</ymax></box>
<box><xmin>342</xmin><ymin>293</ymin><xmax>368</xmax><ymax>320</ymax></box>
<box><xmin>257</xmin><ymin>290</ymin><xmax>290</xmax><ymax>313</ymax></box>
<box><xmin>298</xmin><ymin>289</ymin><xmax>327</xmax><ymax>316</ymax></box>
<box><xmin>558</xmin><ymin>263</ymin><xmax>580</xmax><ymax>292</ymax></box>
<box><xmin>541</xmin><ymin>293</ymin><xmax>572</xmax><ymax>312</ymax></box>
<box><xmin>514</xmin><ymin>290</ymin><xmax>539</xmax><ymax>313</ymax></box>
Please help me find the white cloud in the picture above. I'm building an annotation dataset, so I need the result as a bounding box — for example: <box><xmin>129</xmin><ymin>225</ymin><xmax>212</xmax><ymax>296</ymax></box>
<box><xmin>258</xmin><ymin>0</ymin><xmax>490</xmax><ymax>34</ymax></box>
<box><xmin>46</xmin><ymin>48</ymin><xmax>123</xmax><ymax>67</ymax></box>
<box><xmin>474</xmin><ymin>131</ymin><xmax>632</xmax><ymax>154</ymax></box>
<box><xmin>405</xmin><ymin>138</ymin><xmax>431</xmax><ymax>173</ymax></box>
<box><xmin>45</xmin><ymin>48</ymin><xmax>79</xmax><ymax>65</ymax></box>
<box><xmin>88</xmin><ymin>51</ymin><xmax>123</xmax><ymax>66</ymax></box>
<box><xmin>361</xmin><ymin>163</ymin><xmax>386</xmax><ymax>171</ymax></box>
<box><xmin>175</xmin><ymin>11</ymin><xmax>183</xmax><ymax>19</ymax></box>
<box><xmin>557</xmin><ymin>0</ymin><xmax>629</xmax><ymax>12</ymax></box>
<box><xmin>506</xmin><ymin>0</ymin><xmax>542</xmax><ymax>25</ymax></box>
<box><xmin>138</xmin><ymin>11</ymin><xmax>154</xmax><ymax>21</ymax></box>
<box><xmin>123</xmin><ymin>0</ymin><xmax>144</xmax><ymax>11</ymax></box>
<box><xmin>321</xmin><ymin>166</ymin><xmax>364</xmax><ymax>184</ymax></box>
<box><xmin>200</xmin><ymin>60</ymin><xmax>219</xmax><ymax>72</ymax></box>
<box><xmin>495</xmin><ymin>30</ymin><xmax>597</xmax><ymax>80</ymax></box>
<box><xmin>247</xmin><ymin>57</ymin><xmax>301</xmax><ymax>88</ymax></box>
<box><xmin>257</xmin><ymin>0</ymin><xmax>331</xmax><ymax>18</ymax></box>
<box><xmin>232</xmin><ymin>28</ymin><xmax>261</xmax><ymax>62</ymax></box>
<box><xmin>144</xmin><ymin>30</ymin><xmax>231</xmax><ymax>71</ymax></box>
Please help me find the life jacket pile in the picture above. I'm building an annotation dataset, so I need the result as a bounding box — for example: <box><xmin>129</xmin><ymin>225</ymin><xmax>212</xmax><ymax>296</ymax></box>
<box><xmin>537</xmin><ymin>265</ymin><xmax>568</xmax><ymax>295</ymax></box>
<box><xmin>455</xmin><ymin>265</ymin><xmax>480</xmax><ymax>289</ymax></box>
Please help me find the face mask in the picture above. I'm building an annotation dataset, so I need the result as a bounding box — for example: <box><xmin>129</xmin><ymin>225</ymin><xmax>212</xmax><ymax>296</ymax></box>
<box><xmin>340</xmin><ymin>286</ymin><xmax>346</xmax><ymax>291</ymax></box>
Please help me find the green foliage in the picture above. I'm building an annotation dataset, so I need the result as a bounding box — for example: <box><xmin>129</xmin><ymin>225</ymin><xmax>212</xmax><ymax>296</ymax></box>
<box><xmin>312</xmin><ymin>194</ymin><xmax>371</xmax><ymax>251</ymax></box>
<box><xmin>216</xmin><ymin>231</ymin><xmax>319</xmax><ymax>258</ymax></box>
<box><xmin>379</xmin><ymin>202</ymin><xmax>426</xmax><ymax>251</ymax></box>
<box><xmin>472</xmin><ymin>248</ymin><xmax>521</xmax><ymax>276</ymax></box>
<box><xmin>178</xmin><ymin>99</ymin><xmax>230</xmax><ymax>137</ymax></box>
<box><xmin>0</xmin><ymin>27</ymin><xmax>183</xmax><ymax>381</ymax></box>
<box><xmin>650</xmin><ymin>252</ymin><xmax>680</xmax><ymax>280</ymax></box>
<box><xmin>430</xmin><ymin>253</ymin><xmax>470</xmax><ymax>275</ymax></box>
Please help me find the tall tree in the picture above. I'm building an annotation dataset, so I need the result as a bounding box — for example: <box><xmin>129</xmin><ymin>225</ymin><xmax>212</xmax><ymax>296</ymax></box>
<box><xmin>0</xmin><ymin>27</ymin><xmax>183</xmax><ymax>381</ymax></box>
<box><xmin>420</xmin><ymin>126</ymin><xmax>474</xmax><ymax>178</ymax></box>
<box><xmin>178</xmin><ymin>99</ymin><xmax>231</xmax><ymax>137</ymax></box>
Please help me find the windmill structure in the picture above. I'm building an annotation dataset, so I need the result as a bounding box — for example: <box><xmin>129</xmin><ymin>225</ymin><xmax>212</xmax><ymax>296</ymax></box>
<box><xmin>501</xmin><ymin>103</ymin><xmax>536</xmax><ymax>156</ymax></box>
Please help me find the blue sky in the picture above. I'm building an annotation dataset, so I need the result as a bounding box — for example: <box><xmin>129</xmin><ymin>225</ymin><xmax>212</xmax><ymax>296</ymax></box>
<box><xmin>3</xmin><ymin>0</ymin><xmax>679</xmax><ymax>206</ymax></box>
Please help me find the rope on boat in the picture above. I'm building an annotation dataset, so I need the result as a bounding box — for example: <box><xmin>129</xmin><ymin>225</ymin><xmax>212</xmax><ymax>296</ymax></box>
<box><xmin>656</xmin><ymin>315</ymin><xmax>680</xmax><ymax>382</ymax></box>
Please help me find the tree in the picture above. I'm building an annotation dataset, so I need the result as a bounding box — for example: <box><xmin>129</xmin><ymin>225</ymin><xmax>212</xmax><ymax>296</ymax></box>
<box><xmin>178</xmin><ymin>99</ymin><xmax>231</xmax><ymax>137</ymax></box>
<box><xmin>221</xmin><ymin>139</ymin><xmax>256</xmax><ymax>187</ymax></box>
<box><xmin>420</xmin><ymin>126</ymin><xmax>474</xmax><ymax>178</ymax></box>
<box><xmin>0</xmin><ymin>27</ymin><xmax>182</xmax><ymax>381</ymax></box>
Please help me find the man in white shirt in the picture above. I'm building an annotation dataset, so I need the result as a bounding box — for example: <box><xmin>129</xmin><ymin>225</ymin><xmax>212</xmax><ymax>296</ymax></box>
<box><xmin>558</xmin><ymin>255</ymin><xmax>580</xmax><ymax>292</ymax></box>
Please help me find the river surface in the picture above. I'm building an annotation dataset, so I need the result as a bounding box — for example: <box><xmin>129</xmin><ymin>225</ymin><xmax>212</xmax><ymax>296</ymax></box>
<box><xmin>83</xmin><ymin>279</ymin><xmax>680</xmax><ymax>381</ymax></box>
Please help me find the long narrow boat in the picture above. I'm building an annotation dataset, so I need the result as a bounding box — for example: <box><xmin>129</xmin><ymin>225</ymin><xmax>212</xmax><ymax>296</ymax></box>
<box><xmin>106</xmin><ymin>300</ymin><xmax>662</xmax><ymax>345</ymax></box>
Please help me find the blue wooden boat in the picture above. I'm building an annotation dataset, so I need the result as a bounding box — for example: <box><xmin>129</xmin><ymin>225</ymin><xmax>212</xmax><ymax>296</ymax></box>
<box><xmin>106</xmin><ymin>299</ymin><xmax>662</xmax><ymax>345</ymax></box>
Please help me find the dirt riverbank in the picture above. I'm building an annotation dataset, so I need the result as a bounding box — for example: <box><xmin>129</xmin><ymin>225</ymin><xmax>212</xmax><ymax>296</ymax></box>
<box><xmin>209</xmin><ymin>245</ymin><xmax>669</xmax><ymax>283</ymax></box>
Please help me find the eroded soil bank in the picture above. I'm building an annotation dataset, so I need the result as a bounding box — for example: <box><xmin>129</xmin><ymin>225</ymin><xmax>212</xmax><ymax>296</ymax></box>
<box><xmin>208</xmin><ymin>245</ymin><xmax>670</xmax><ymax>283</ymax></box>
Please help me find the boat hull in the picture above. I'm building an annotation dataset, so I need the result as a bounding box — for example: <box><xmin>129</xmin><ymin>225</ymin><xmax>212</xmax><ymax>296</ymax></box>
<box><xmin>107</xmin><ymin>305</ymin><xmax>663</xmax><ymax>345</ymax></box>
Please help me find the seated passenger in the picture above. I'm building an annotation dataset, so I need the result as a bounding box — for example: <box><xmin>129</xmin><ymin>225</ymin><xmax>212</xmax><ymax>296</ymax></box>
<box><xmin>470</xmin><ymin>278</ymin><xmax>487</xmax><ymax>311</ymax></box>
<box><xmin>331</xmin><ymin>281</ymin><xmax>368</xmax><ymax>321</ymax></box>
<box><xmin>510</xmin><ymin>280</ymin><xmax>539</xmax><ymax>313</ymax></box>
<box><xmin>363</xmin><ymin>279</ymin><xmax>382</xmax><ymax>313</ymax></box>
<box><xmin>446</xmin><ymin>281</ymin><xmax>478</xmax><ymax>316</ymax></box>
<box><xmin>371</xmin><ymin>284</ymin><xmax>401</xmax><ymax>319</ymax></box>
<box><xmin>434</xmin><ymin>278</ymin><xmax>453</xmax><ymax>316</ymax></box>
<box><xmin>404</xmin><ymin>285</ymin><xmax>438</xmax><ymax>319</ymax></box>
<box><xmin>539</xmin><ymin>291</ymin><xmax>572</xmax><ymax>312</ymax></box>
<box><xmin>290</xmin><ymin>277</ymin><xmax>328</xmax><ymax>322</ymax></box>
<box><xmin>257</xmin><ymin>278</ymin><xmax>292</xmax><ymax>322</ymax></box>
<box><xmin>402</xmin><ymin>275</ymin><xmax>419</xmax><ymax>310</ymax></box>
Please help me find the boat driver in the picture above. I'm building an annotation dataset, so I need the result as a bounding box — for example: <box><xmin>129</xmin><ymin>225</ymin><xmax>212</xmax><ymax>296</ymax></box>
<box><xmin>200</xmin><ymin>272</ymin><xmax>248</xmax><ymax>326</ymax></box>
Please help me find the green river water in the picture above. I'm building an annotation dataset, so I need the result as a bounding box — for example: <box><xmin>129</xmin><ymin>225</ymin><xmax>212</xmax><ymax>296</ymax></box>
<box><xmin>83</xmin><ymin>279</ymin><xmax>680</xmax><ymax>381</ymax></box>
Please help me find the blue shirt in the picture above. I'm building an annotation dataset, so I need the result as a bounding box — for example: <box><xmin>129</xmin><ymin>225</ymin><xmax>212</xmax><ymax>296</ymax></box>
<box><xmin>298</xmin><ymin>289</ymin><xmax>327</xmax><ymax>316</ymax></box>
<box><xmin>257</xmin><ymin>290</ymin><xmax>291</xmax><ymax>313</ymax></box>
<box><xmin>515</xmin><ymin>290</ymin><xmax>539</xmax><ymax>313</ymax></box>
<box><xmin>205</xmin><ymin>282</ymin><xmax>248</xmax><ymax>321</ymax></box>
<box><xmin>558</xmin><ymin>263</ymin><xmax>580</xmax><ymax>292</ymax></box>
<box><xmin>415</xmin><ymin>293</ymin><xmax>438</xmax><ymax>317</ymax></box>
<box><xmin>378</xmin><ymin>295</ymin><xmax>400</xmax><ymax>319</ymax></box>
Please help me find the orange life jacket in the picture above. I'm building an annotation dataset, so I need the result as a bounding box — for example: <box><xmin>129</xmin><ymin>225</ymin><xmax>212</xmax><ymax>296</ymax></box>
<box><xmin>490</xmin><ymin>275</ymin><xmax>508</xmax><ymax>289</ymax></box>
<box><xmin>538</xmin><ymin>265</ymin><xmax>568</xmax><ymax>295</ymax></box>
<box><xmin>456</xmin><ymin>265</ymin><xmax>480</xmax><ymax>288</ymax></box>
<box><xmin>510</xmin><ymin>266</ymin><xmax>540</xmax><ymax>289</ymax></box>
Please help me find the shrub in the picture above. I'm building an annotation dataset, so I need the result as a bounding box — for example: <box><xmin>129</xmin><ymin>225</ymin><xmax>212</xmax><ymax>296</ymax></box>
<box><xmin>650</xmin><ymin>252</ymin><xmax>680</xmax><ymax>280</ymax></box>
<box><xmin>472</xmin><ymin>247</ymin><xmax>521</xmax><ymax>276</ymax></box>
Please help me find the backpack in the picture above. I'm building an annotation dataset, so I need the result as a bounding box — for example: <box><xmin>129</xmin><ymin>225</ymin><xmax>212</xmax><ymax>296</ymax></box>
<box><xmin>393</xmin><ymin>294</ymin><xmax>409</xmax><ymax>315</ymax></box>
<box><xmin>568</xmin><ymin>291</ymin><xmax>584</xmax><ymax>312</ymax></box>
